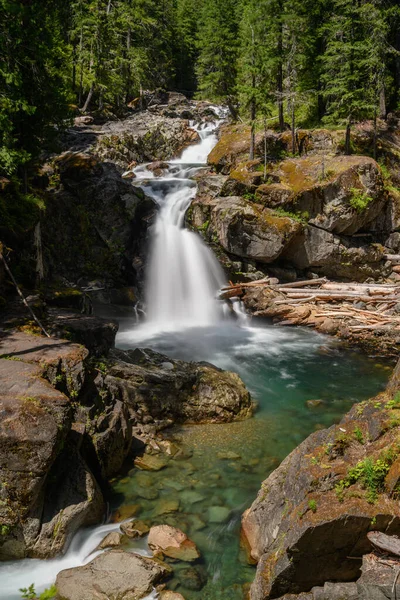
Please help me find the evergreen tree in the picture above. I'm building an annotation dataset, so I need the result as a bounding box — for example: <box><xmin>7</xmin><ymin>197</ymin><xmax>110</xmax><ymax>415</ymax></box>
<box><xmin>321</xmin><ymin>0</ymin><xmax>376</xmax><ymax>153</ymax></box>
<box><xmin>196</xmin><ymin>0</ymin><xmax>239</xmax><ymax>114</ymax></box>
<box><xmin>175</xmin><ymin>0</ymin><xmax>199</xmax><ymax>94</ymax></box>
<box><xmin>0</xmin><ymin>0</ymin><xmax>71</xmax><ymax>177</ymax></box>
<box><xmin>237</xmin><ymin>0</ymin><xmax>274</xmax><ymax>155</ymax></box>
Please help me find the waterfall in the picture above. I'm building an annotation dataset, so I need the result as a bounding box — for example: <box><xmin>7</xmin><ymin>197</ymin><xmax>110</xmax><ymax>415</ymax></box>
<box><xmin>133</xmin><ymin>111</ymin><xmax>229</xmax><ymax>331</ymax></box>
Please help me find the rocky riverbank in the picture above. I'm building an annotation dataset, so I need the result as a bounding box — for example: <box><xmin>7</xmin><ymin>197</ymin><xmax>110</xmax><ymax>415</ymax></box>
<box><xmin>0</xmin><ymin>305</ymin><xmax>252</xmax><ymax>563</ymax></box>
<box><xmin>241</xmin><ymin>359</ymin><xmax>400</xmax><ymax>600</ymax></box>
<box><xmin>188</xmin><ymin>117</ymin><xmax>400</xmax><ymax>279</ymax></box>
<box><xmin>0</xmin><ymin>92</ymin><xmax>221</xmax><ymax>304</ymax></box>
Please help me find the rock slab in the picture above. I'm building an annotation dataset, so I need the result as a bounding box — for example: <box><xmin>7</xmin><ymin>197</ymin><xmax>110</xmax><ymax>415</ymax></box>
<box><xmin>56</xmin><ymin>549</ymin><xmax>170</xmax><ymax>600</ymax></box>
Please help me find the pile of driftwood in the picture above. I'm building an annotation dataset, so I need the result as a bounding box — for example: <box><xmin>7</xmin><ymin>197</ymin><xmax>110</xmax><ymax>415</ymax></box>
<box><xmin>221</xmin><ymin>277</ymin><xmax>400</xmax><ymax>332</ymax></box>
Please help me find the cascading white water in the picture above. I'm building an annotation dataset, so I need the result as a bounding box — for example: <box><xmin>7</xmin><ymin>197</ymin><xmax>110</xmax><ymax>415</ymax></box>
<box><xmin>135</xmin><ymin>111</ymin><xmax>230</xmax><ymax>331</ymax></box>
<box><xmin>0</xmin><ymin>521</ymin><xmax>152</xmax><ymax>600</ymax></box>
<box><xmin>0</xmin><ymin>108</ymin><xmax>242</xmax><ymax>600</ymax></box>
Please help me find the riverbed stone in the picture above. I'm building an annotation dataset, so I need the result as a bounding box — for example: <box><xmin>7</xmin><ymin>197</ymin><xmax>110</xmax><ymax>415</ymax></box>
<box><xmin>153</xmin><ymin>499</ymin><xmax>180</xmax><ymax>517</ymax></box>
<box><xmin>175</xmin><ymin>565</ymin><xmax>207</xmax><ymax>591</ymax></box>
<box><xmin>120</xmin><ymin>519</ymin><xmax>150</xmax><ymax>538</ymax></box>
<box><xmin>159</xmin><ymin>592</ymin><xmax>186</xmax><ymax>600</ymax></box>
<box><xmin>56</xmin><ymin>549</ymin><xmax>171</xmax><ymax>600</ymax></box>
<box><xmin>134</xmin><ymin>454</ymin><xmax>169</xmax><ymax>471</ymax></box>
<box><xmin>97</xmin><ymin>531</ymin><xmax>123</xmax><ymax>549</ymax></box>
<box><xmin>148</xmin><ymin>525</ymin><xmax>200</xmax><ymax>562</ymax></box>
<box><xmin>208</xmin><ymin>506</ymin><xmax>231</xmax><ymax>523</ymax></box>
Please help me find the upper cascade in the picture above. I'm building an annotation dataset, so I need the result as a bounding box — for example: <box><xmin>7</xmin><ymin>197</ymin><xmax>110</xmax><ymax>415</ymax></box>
<box><xmin>132</xmin><ymin>107</ymin><xmax>238</xmax><ymax>332</ymax></box>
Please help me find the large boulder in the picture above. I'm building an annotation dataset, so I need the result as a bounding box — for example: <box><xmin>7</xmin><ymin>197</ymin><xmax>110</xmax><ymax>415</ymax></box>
<box><xmin>256</xmin><ymin>155</ymin><xmax>388</xmax><ymax>236</ymax></box>
<box><xmin>0</xmin><ymin>358</ymin><xmax>71</xmax><ymax>559</ymax></box>
<box><xmin>0</xmin><ymin>329</ymin><xmax>105</xmax><ymax>560</ymax></box>
<box><xmin>56</xmin><ymin>549</ymin><xmax>171</xmax><ymax>600</ymax></box>
<box><xmin>188</xmin><ymin>195</ymin><xmax>303</xmax><ymax>264</ymax></box>
<box><xmin>242</xmin><ymin>365</ymin><xmax>400</xmax><ymax>599</ymax></box>
<box><xmin>43</xmin><ymin>152</ymin><xmax>156</xmax><ymax>289</ymax></box>
<box><xmin>95</xmin><ymin>347</ymin><xmax>252</xmax><ymax>426</ymax></box>
<box><xmin>282</xmin><ymin>225</ymin><xmax>389</xmax><ymax>281</ymax></box>
<box><xmin>95</xmin><ymin>111</ymin><xmax>200</xmax><ymax>168</ymax></box>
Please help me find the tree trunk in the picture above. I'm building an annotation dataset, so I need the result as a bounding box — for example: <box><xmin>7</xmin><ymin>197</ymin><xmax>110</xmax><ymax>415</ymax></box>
<box><xmin>250</xmin><ymin>115</ymin><xmax>255</xmax><ymax>160</ymax></box>
<box><xmin>395</xmin><ymin>29</ymin><xmax>400</xmax><ymax>108</ymax></box>
<box><xmin>34</xmin><ymin>222</ymin><xmax>44</xmax><ymax>286</ymax></box>
<box><xmin>264</xmin><ymin>116</ymin><xmax>267</xmax><ymax>180</ymax></box>
<box><xmin>373</xmin><ymin>103</ymin><xmax>377</xmax><ymax>161</ymax></box>
<box><xmin>277</xmin><ymin>5</ymin><xmax>284</xmax><ymax>131</ymax></box>
<box><xmin>72</xmin><ymin>41</ymin><xmax>77</xmax><ymax>92</ymax></box>
<box><xmin>249</xmin><ymin>25</ymin><xmax>256</xmax><ymax>160</ymax></box>
<box><xmin>379</xmin><ymin>85</ymin><xmax>386</xmax><ymax>120</ymax></box>
<box><xmin>227</xmin><ymin>99</ymin><xmax>239</xmax><ymax>121</ymax></box>
<box><xmin>291</xmin><ymin>100</ymin><xmax>296</xmax><ymax>154</ymax></box>
<box><xmin>125</xmin><ymin>27</ymin><xmax>131</xmax><ymax>102</ymax></box>
<box><xmin>82</xmin><ymin>84</ymin><xmax>94</xmax><ymax>112</ymax></box>
<box><xmin>277</xmin><ymin>61</ymin><xmax>284</xmax><ymax>130</ymax></box>
<box><xmin>78</xmin><ymin>28</ymin><xmax>84</xmax><ymax>105</ymax></box>
<box><xmin>345</xmin><ymin>118</ymin><xmax>351</xmax><ymax>155</ymax></box>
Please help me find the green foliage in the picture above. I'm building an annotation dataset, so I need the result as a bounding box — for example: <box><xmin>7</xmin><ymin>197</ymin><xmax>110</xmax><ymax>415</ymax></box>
<box><xmin>0</xmin><ymin>179</ymin><xmax>46</xmax><ymax>234</ymax></box>
<box><xmin>308</xmin><ymin>499</ymin><xmax>317</xmax><ymax>513</ymax></box>
<box><xmin>196</xmin><ymin>0</ymin><xmax>239</xmax><ymax>105</ymax></box>
<box><xmin>273</xmin><ymin>207</ymin><xmax>308</xmax><ymax>224</ymax></box>
<box><xmin>0</xmin><ymin>0</ymin><xmax>72</xmax><ymax>177</ymax></box>
<box><xmin>349</xmin><ymin>188</ymin><xmax>373</xmax><ymax>212</ymax></box>
<box><xmin>20</xmin><ymin>584</ymin><xmax>57</xmax><ymax>600</ymax></box>
<box><xmin>336</xmin><ymin>446</ymin><xmax>399</xmax><ymax>504</ymax></box>
<box><xmin>0</xmin><ymin>524</ymin><xmax>11</xmax><ymax>535</ymax></box>
<box><xmin>353</xmin><ymin>427</ymin><xmax>364</xmax><ymax>444</ymax></box>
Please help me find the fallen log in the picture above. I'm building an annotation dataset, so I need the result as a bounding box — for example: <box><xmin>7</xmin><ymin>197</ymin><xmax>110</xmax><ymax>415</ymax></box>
<box><xmin>368</xmin><ymin>531</ymin><xmax>400</xmax><ymax>557</ymax></box>
<box><xmin>384</xmin><ymin>254</ymin><xmax>400</xmax><ymax>262</ymax></box>
<box><xmin>277</xmin><ymin>278</ymin><xmax>327</xmax><ymax>288</ymax></box>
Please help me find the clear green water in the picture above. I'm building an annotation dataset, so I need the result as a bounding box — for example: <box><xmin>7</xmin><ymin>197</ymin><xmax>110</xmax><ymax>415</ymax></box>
<box><xmin>109</xmin><ymin>317</ymin><xmax>391</xmax><ymax>599</ymax></box>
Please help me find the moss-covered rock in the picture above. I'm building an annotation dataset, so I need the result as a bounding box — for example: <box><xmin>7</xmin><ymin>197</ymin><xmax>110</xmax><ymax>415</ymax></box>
<box><xmin>210</xmin><ymin>197</ymin><xmax>303</xmax><ymax>263</ymax></box>
<box><xmin>256</xmin><ymin>155</ymin><xmax>388</xmax><ymax>236</ymax></box>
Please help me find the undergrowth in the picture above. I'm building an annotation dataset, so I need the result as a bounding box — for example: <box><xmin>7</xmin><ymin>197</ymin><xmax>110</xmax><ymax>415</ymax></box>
<box><xmin>335</xmin><ymin>444</ymin><xmax>399</xmax><ymax>504</ymax></box>
<box><xmin>349</xmin><ymin>188</ymin><xmax>373</xmax><ymax>212</ymax></box>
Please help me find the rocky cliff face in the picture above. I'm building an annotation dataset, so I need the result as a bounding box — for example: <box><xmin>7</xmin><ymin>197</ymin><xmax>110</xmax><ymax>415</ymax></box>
<box><xmin>0</xmin><ymin>310</ymin><xmax>252</xmax><ymax>561</ymax></box>
<box><xmin>188</xmin><ymin>119</ymin><xmax>400</xmax><ymax>284</ymax></box>
<box><xmin>241</xmin><ymin>360</ymin><xmax>400</xmax><ymax>599</ymax></box>
<box><xmin>3</xmin><ymin>94</ymin><xmax>217</xmax><ymax>301</ymax></box>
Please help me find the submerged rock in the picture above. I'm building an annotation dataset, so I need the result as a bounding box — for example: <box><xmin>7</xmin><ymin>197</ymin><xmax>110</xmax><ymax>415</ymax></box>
<box><xmin>159</xmin><ymin>592</ymin><xmax>186</xmax><ymax>600</ymax></box>
<box><xmin>208</xmin><ymin>506</ymin><xmax>231</xmax><ymax>523</ymax></box>
<box><xmin>148</xmin><ymin>525</ymin><xmax>200</xmax><ymax>562</ymax></box>
<box><xmin>55</xmin><ymin>549</ymin><xmax>171</xmax><ymax>600</ymax></box>
<box><xmin>134</xmin><ymin>454</ymin><xmax>169</xmax><ymax>471</ymax></box>
<box><xmin>120</xmin><ymin>520</ymin><xmax>150</xmax><ymax>538</ymax></box>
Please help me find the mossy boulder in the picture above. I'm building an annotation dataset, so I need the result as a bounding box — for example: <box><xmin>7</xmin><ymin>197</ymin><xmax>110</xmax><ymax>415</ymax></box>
<box><xmin>0</xmin><ymin>330</ymin><xmax>106</xmax><ymax>561</ymax></box>
<box><xmin>220</xmin><ymin>160</ymin><xmax>263</xmax><ymax>196</ymax></box>
<box><xmin>190</xmin><ymin>195</ymin><xmax>302</xmax><ymax>264</ymax></box>
<box><xmin>96</xmin><ymin>347</ymin><xmax>253</xmax><ymax>426</ymax></box>
<box><xmin>256</xmin><ymin>155</ymin><xmax>387</xmax><ymax>236</ymax></box>
<box><xmin>242</xmin><ymin>365</ymin><xmax>400</xmax><ymax>599</ymax></box>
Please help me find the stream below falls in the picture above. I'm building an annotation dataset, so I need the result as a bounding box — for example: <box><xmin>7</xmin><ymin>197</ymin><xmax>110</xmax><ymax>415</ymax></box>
<box><xmin>0</xmin><ymin>110</ymin><xmax>393</xmax><ymax>599</ymax></box>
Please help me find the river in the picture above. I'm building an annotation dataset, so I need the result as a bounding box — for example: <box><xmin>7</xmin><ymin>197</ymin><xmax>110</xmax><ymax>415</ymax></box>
<box><xmin>0</xmin><ymin>109</ymin><xmax>390</xmax><ymax>600</ymax></box>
